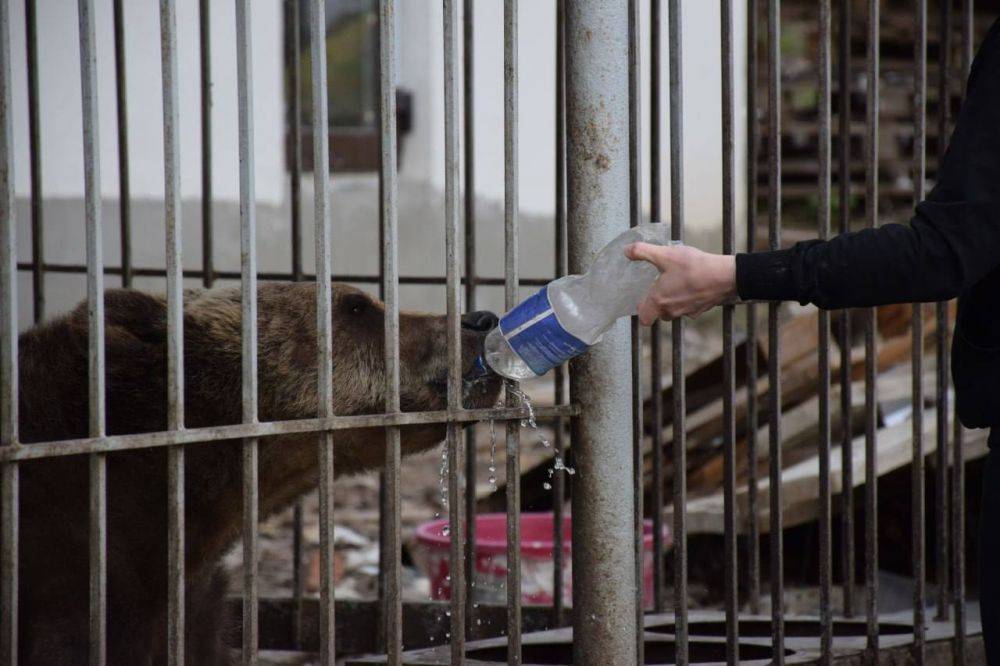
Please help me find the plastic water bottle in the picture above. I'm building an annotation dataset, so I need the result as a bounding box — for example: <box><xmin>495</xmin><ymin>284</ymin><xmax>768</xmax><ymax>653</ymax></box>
<box><xmin>484</xmin><ymin>223</ymin><xmax>676</xmax><ymax>379</ymax></box>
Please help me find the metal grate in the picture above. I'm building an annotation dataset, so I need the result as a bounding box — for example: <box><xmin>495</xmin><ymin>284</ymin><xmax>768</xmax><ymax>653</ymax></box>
<box><xmin>0</xmin><ymin>1</ymin><xmax>980</xmax><ymax>664</ymax></box>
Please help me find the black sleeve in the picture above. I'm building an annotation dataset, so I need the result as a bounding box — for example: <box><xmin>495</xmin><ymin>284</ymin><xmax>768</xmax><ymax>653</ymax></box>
<box><xmin>735</xmin><ymin>20</ymin><xmax>1000</xmax><ymax>310</ymax></box>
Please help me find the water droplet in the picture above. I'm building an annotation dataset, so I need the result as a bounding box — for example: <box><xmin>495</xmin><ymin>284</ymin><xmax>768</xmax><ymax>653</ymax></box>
<box><xmin>543</xmin><ymin>482</ymin><xmax>552</xmax><ymax>490</ymax></box>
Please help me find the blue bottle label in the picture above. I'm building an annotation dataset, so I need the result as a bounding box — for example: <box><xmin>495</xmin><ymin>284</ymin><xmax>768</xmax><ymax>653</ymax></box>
<box><xmin>499</xmin><ymin>286</ymin><xmax>589</xmax><ymax>376</ymax></box>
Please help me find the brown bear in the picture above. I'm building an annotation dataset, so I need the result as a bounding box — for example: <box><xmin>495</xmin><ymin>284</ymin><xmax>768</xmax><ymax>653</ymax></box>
<box><xmin>6</xmin><ymin>282</ymin><xmax>501</xmax><ymax>664</ymax></box>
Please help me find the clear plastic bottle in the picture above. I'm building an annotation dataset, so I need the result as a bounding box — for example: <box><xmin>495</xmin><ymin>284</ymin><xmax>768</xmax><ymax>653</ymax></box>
<box><xmin>484</xmin><ymin>223</ymin><xmax>676</xmax><ymax>379</ymax></box>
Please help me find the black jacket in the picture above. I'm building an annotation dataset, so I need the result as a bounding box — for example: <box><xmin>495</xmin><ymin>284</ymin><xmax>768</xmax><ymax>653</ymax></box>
<box><xmin>735</xmin><ymin>19</ymin><xmax>1000</xmax><ymax>429</ymax></box>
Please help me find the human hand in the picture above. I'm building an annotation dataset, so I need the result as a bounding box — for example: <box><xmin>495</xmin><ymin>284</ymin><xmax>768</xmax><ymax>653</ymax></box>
<box><xmin>624</xmin><ymin>242</ymin><xmax>738</xmax><ymax>325</ymax></box>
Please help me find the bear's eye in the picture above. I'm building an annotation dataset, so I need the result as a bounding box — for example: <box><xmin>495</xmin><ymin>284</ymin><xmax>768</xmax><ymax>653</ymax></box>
<box><xmin>343</xmin><ymin>294</ymin><xmax>370</xmax><ymax>316</ymax></box>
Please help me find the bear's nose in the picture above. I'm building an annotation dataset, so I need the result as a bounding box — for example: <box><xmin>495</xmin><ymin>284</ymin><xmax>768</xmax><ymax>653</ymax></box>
<box><xmin>461</xmin><ymin>310</ymin><xmax>499</xmax><ymax>333</ymax></box>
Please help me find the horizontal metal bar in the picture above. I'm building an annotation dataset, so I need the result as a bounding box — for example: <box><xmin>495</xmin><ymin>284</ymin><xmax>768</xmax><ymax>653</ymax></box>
<box><xmin>0</xmin><ymin>406</ymin><xmax>575</xmax><ymax>461</ymax></box>
<box><xmin>14</xmin><ymin>262</ymin><xmax>552</xmax><ymax>288</ymax></box>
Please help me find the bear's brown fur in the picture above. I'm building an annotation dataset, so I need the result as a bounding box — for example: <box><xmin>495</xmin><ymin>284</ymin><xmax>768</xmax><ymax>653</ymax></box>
<box><xmin>5</xmin><ymin>282</ymin><xmax>500</xmax><ymax>664</ymax></box>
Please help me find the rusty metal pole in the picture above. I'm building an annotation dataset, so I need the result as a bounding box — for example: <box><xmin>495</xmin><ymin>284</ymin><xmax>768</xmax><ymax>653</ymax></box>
<box><xmin>566</xmin><ymin>2</ymin><xmax>638</xmax><ymax>663</ymax></box>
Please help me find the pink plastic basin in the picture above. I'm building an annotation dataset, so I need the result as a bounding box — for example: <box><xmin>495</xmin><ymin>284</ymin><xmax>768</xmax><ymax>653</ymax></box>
<box><xmin>414</xmin><ymin>512</ymin><xmax>670</xmax><ymax>608</ymax></box>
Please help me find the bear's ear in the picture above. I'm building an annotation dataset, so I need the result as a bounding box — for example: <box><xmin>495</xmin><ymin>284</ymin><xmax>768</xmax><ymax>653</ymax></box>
<box><xmin>67</xmin><ymin>289</ymin><xmax>169</xmax><ymax>345</ymax></box>
<box><xmin>111</xmin><ymin>291</ymin><xmax>170</xmax><ymax>338</ymax></box>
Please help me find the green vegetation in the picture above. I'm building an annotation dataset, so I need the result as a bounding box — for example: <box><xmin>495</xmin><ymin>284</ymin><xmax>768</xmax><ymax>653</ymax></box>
<box><xmin>292</xmin><ymin>10</ymin><xmax>376</xmax><ymax>127</ymax></box>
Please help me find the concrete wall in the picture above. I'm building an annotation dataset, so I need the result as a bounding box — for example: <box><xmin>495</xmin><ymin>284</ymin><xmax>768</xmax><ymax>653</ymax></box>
<box><xmin>11</xmin><ymin>0</ymin><xmax>285</xmax><ymax>203</ymax></box>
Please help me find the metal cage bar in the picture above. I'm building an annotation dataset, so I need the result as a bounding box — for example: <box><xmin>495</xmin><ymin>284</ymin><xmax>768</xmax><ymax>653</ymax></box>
<box><xmin>0</xmin><ymin>405</ymin><xmax>578</xmax><ymax>464</ymax></box>
<box><xmin>377</xmin><ymin>0</ymin><xmax>403</xmax><ymax>660</ymax></box>
<box><xmin>552</xmin><ymin>0</ymin><xmax>568</xmax><ymax>630</ymax></box>
<box><xmin>817</xmin><ymin>1</ymin><xmax>833</xmax><ymax>662</ymax></box>
<box><xmin>24</xmin><ymin>0</ymin><xmax>42</xmax><ymax>323</ymax></box>
<box><xmin>627</xmin><ymin>0</ymin><xmax>644</xmax><ymax>658</ymax></box>
<box><xmin>837</xmin><ymin>0</ymin><xmax>855</xmax><ymax>621</ymax></box>
<box><xmin>442</xmin><ymin>1</ymin><xmax>467</xmax><ymax>661</ymax></box>
<box><xmin>159</xmin><ymin>0</ymin><xmax>186</xmax><ymax>662</ymax></box>
<box><xmin>668</xmin><ymin>0</ymin><xmax>687</xmax><ymax>661</ymax></box>
<box><xmin>0</xmin><ymin>0</ymin><xmax>18</xmax><ymax>659</ymax></box>
<box><xmin>78</xmin><ymin>0</ymin><xmax>109</xmax><ymax>662</ymax></box>
<box><xmin>462</xmin><ymin>0</ymin><xmax>479</xmax><ymax>637</ymax></box>
<box><xmin>286</xmin><ymin>0</ymin><xmax>306</xmax><ymax>649</ymax></box>
<box><xmin>766</xmin><ymin>0</ymin><xmax>784</xmax><ymax>662</ymax></box>
<box><xmin>199</xmin><ymin>0</ymin><xmax>214</xmax><ymax>289</ymax></box>
<box><xmin>912</xmin><ymin>0</ymin><xmax>928</xmax><ymax>661</ymax></box>
<box><xmin>12</xmin><ymin>262</ymin><xmax>554</xmax><ymax>289</ymax></box>
<box><xmin>566</xmin><ymin>2</ymin><xmax>638</xmax><ymax>663</ymax></box>
<box><xmin>954</xmin><ymin>6</ymin><xmax>973</xmax><ymax>661</ymax></box>
<box><xmin>308</xmin><ymin>0</ymin><xmax>337</xmax><ymax>661</ymax></box>
<box><xmin>112</xmin><ymin>0</ymin><xmax>132</xmax><ymax>290</ymax></box>
<box><xmin>234</xmin><ymin>1</ymin><xmax>260</xmax><ymax>662</ymax></box>
<box><xmin>863</xmin><ymin>0</ymin><xmax>880</xmax><ymax>658</ymax></box>
<box><xmin>503</xmin><ymin>2</ymin><xmax>522</xmax><ymax>662</ymax></box>
<box><xmin>934</xmin><ymin>0</ymin><xmax>953</xmax><ymax>625</ymax></box>
<box><xmin>649</xmin><ymin>0</ymin><xmax>666</xmax><ymax>619</ymax></box>
<box><xmin>720</xmin><ymin>1</ymin><xmax>739</xmax><ymax>664</ymax></box>
<box><xmin>744</xmin><ymin>0</ymin><xmax>761</xmax><ymax>618</ymax></box>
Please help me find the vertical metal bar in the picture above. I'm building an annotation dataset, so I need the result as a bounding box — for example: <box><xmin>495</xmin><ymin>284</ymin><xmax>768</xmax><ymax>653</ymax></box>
<box><xmin>462</xmin><ymin>0</ymin><xmax>479</xmax><ymax>636</ymax></box>
<box><xmin>627</xmin><ymin>0</ymin><xmax>644</xmax><ymax>659</ymax></box>
<box><xmin>954</xmin><ymin>8</ymin><xmax>972</xmax><ymax>661</ymax></box>
<box><xmin>552</xmin><ymin>0</ymin><xmax>568</xmax><ymax>629</ymax></box>
<box><xmin>934</xmin><ymin>0</ymin><xmax>952</xmax><ymax>624</ymax></box>
<box><xmin>766</xmin><ymin>0</ymin><xmax>785</xmax><ymax>662</ymax></box>
<box><xmin>837</xmin><ymin>0</ymin><xmax>855</xmax><ymax>621</ymax></box>
<box><xmin>649</xmin><ymin>0</ymin><xmax>667</xmax><ymax>618</ymax></box>
<box><xmin>79</xmin><ymin>0</ymin><xmax>109</xmax><ymax>661</ymax></box>
<box><xmin>744</xmin><ymin>0</ymin><xmax>761</xmax><ymax>618</ymax></box>
<box><xmin>160</xmin><ymin>0</ymin><xmax>186</xmax><ymax>662</ymax></box>
<box><xmin>200</xmin><ymin>0</ymin><xmax>214</xmax><ymax>289</ymax></box>
<box><xmin>309</xmin><ymin>1</ymin><xmax>336</xmax><ymax>662</ymax></box>
<box><xmin>720</xmin><ymin>2</ymin><xmax>739</xmax><ymax>665</ymax></box>
<box><xmin>566</xmin><ymin>2</ymin><xmax>638</xmax><ymax>663</ymax></box>
<box><xmin>952</xmin><ymin>422</ymin><xmax>966</xmax><ymax>665</ymax></box>
<box><xmin>287</xmin><ymin>0</ymin><xmax>305</xmax><ymax>647</ymax></box>
<box><xmin>667</xmin><ymin>0</ymin><xmax>688</xmax><ymax>662</ymax></box>
<box><xmin>234</xmin><ymin>1</ymin><xmax>259</xmax><ymax>662</ymax></box>
<box><xmin>912</xmin><ymin>1</ymin><xmax>928</xmax><ymax>660</ymax></box>
<box><xmin>290</xmin><ymin>0</ymin><xmax>303</xmax><ymax>285</ymax></box>
<box><xmin>24</xmin><ymin>0</ymin><xmax>43</xmax><ymax>322</ymax></box>
<box><xmin>442</xmin><ymin>1</ymin><xmax>466</xmax><ymax>662</ymax></box>
<box><xmin>817</xmin><ymin>2</ymin><xmax>833</xmax><ymax>662</ymax></box>
<box><xmin>376</xmin><ymin>5</ymin><xmax>389</xmax><ymax>652</ymax></box>
<box><xmin>863</xmin><ymin>0</ymin><xmax>880</xmax><ymax>658</ymax></box>
<box><xmin>112</xmin><ymin>0</ymin><xmax>131</xmax><ymax>289</ymax></box>
<box><xmin>503</xmin><ymin>3</ymin><xmax>522</xmax><ymax>663</ymax></box>
<box><xmin>0</xmin><ymin>0</ymin><xmax>19</xmax><ymax>658</ymax></box>
<box><xmin>378</xmin><ymin>1</ymin><xmax>403</xmax><ymax>661</ymax></box>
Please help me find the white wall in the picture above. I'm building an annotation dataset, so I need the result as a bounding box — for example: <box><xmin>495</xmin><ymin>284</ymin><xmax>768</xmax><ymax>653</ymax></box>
<box><xmin>395</xmin><ymin>0</ymin><xmax>749</xmax><ymax>248</ymax></box>
<box><xmin>11</xmin><ymin>0</ymin><xmax>285</xmax><ymax>205</ymax></box>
